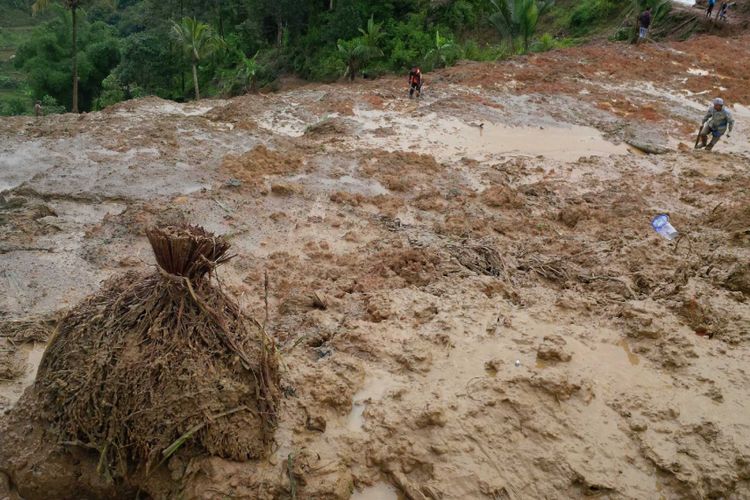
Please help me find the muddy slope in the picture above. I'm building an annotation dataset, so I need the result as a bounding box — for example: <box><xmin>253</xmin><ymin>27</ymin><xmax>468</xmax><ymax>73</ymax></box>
<box><xmin>1</xmin><ymin>35</ymin><xmax>750</xmax><ymax>499</ymax></box>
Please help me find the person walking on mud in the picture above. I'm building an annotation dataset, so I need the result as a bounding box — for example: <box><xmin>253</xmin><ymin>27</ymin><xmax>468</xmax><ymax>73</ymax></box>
<box><xmin>637</xmin><ymin>7</ymin><xmax>652</xmax><ymax>44</ymax></box>
<box><xmin>408</xmin><ymin>66</ymin><xmax>423</xmax><ymax>99</ymax></box>
<box><xmin>695</xmin><ymin>97</ymin><xmax>734</xmax><ymax>151</ymax></box>
<box><xmin>706</xmin><ymin>0</ymin><xmax>716</xmax><ymax>18</ymax></box>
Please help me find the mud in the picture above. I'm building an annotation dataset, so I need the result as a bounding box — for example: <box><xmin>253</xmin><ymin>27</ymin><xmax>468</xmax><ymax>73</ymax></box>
<box><xmin>1</xmin><ymin>34</ymin><xmax>750</xmax><ymax>499</ymax></box>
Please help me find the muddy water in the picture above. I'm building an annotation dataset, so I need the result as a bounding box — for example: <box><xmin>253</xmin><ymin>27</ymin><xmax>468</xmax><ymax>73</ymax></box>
<box><xmin>0</xmin><ymin>343</ymin><xmax>45</xmax><ymax>409</ymax></box>
<box><xmin>350</xmin><ymin>482</ymin><xmax>401</xmax><ymax>500</ymax></box>
<box><xmin>346</xmin><ymin>371</ymin><xmax>398</xmax><ymax>432</ymax></box>
<box><xmin>354</xmin><ymin>109</ymin><xmax>629</xmax><ymax>162</ymax></box>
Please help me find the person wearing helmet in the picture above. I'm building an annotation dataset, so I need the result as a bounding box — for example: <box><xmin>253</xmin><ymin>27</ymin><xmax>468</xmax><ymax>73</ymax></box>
<box><xmin>408</xmin><ymin>67</ymin><xmax>423</xmax><ymax>98</ymax></box>
<box><xmin>696</xmin><ymin>97</ymin><xmax>734</xmax><ymax>151</ymax></box>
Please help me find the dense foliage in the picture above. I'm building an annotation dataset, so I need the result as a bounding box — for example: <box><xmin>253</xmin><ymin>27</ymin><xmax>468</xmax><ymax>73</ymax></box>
<box><xmin>0</xmin><ymin>0</ymin><xmax>671</xmax><ymax>114</ymax></box>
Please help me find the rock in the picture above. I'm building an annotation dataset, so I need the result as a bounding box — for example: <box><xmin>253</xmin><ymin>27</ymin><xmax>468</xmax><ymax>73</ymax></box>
<box><xmin>624</xmin><ymin>125</ymin><xmax>670</xmax><ymax>155</ymax></box>
<box><xmin>305</xmin><ymin>413</ymin><xmax>327</xmax><ymax>433</ymax></box>
<box><xmin>724</xmin><ymin>263</ymin><xmax>750</xmax><ymax>296</ymax></box>
<box><xmin>536</xmin><ymin>334</ymin><xmax>572</xmax><ymax>362</ymax></box>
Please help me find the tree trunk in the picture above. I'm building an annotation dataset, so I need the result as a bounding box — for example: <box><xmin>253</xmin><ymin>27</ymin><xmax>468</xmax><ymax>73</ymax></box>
<box><xmin>276</xmin><ymin>18</ymin><xmax>283</xmax><ymax>46</ymax></box>
<box><xmin>192</xmin><ymin>62</ymin><xmax>200</xmax><ymax>100</ymax></box>
<box><xmin>329</xmin><ymin>0</ymin><xmax>334</xmax><ymax>10</ymax></box>
<box><xmin>71</xmin><ymin>5</ymin><xmax>79</xmax><ymax>113</ymax></box>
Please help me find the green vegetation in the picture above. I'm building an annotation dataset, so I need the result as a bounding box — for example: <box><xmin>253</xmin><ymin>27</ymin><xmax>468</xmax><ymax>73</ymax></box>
<box><xmin>0</xmin><ymin>0</ymin><xmax>675</xmax><ymax>115</ymax></box>
<box><xmin>171</xmin><ymin>17</ymin><xmax>223</xmax><ymax>100</ymax></box>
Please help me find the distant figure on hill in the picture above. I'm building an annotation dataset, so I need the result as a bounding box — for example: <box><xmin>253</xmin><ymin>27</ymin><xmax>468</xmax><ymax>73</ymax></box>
<box><xmin>695</xmin><ymin>97</ymin><xmax>734</xmax><ymax>151</ymax></box>
<box><xmin>408</xmin><ymin>66</ymin><xmax>423</xmax><ymax>99</ymax></box>
<box><xmin>34</xmin><ymin>100</ymin><xmax>43</xmax><ymax>118</ymax></box>
<box><xmin>637</xmin><ymin>7</ymin><xmax>652</xmax><ymax>44</ymax></box>
<box><xmin>706</xmin><ymin>0</ymin><xmax>716</xmax><ymax>17</ymax></box>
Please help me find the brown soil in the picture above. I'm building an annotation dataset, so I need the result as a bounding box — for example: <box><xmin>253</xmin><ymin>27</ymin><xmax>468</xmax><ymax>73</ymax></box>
<box><xmin>1</xmin><ymin>30</ymin><xmax>750</xmax><ymax>500</ymax></box>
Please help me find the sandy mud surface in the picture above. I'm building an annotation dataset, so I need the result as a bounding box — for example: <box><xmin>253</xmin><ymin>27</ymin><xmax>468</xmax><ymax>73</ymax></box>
<box><xmin>1</xmin><ymin>34</ymin><xmax>749</xmax><ymax>499</ymax></box>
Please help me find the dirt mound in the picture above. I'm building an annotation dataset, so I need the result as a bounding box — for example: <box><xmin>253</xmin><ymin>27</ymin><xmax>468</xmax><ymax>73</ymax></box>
<box><xmin>481</xmin><ymin>184</ymin><xmax>525</xmax><ymax>209</ymax></box>
<box><xmin>361</xmin><ymin>151</ymin><xmax>443</xmax><ymax>192</ymax></box>
<box><xmin>304</xmin><ymin>117</ymin><xmax>355</xmax><ymax>137</ymax></box>
<box><xmin>221</xmin><ymin>145</ymin><xmax>304</xmax><ymax>184</ymax></box>
<box><xmin>0</xmin><ymin>226</ymin><xmax>280</xmax><ymax>497</ymax></box>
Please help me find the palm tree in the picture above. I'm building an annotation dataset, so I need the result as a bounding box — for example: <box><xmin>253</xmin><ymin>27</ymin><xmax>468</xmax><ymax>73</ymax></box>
<box><xmin>358</xmin><ymin>15</ymin><xmax>384</xmax><ymax>50</ymax></box>
<box><xmin>490</xmin><ymin>0</ymin><xmax>554</xmax><ymax>53</ymax></box>
<box><xmin>337</xmin><ymin>16</ymin><xmax>384</xmax><ymax>81</ymax></box>
<box><xmin>171</xmin><ymin>18</ymin><xmax>223</xmax><ymax>100</ymax></box>
<box><xmin>32</xmin><ymin>0</ymin><xmax>87</xmax><ymax>113</ymax></box>
<box><xmin>337</xmin><ymin>38</ymin><xmax>366</xmax><ymax>81</ymax></box>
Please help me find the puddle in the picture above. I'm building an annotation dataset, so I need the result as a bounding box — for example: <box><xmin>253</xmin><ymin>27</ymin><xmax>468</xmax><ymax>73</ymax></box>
<box><xmin>0</xmin><ymin>343</ymin><xmax>46</xmax><ymax>410</ymax></box>
<box><xmin>354</xmin><ymin>109</ymin><xmax>629</xmax><ymax>162</ymax></box>
<box><xmin>618</xmin><ymin>339</ymin><xmax>640</xmax><ymax>366</ymax></box>
<box><xmin>350</xmin><ymin>482</ymin><xmax>400</xmax><ymax>500</ymax></box>
<box><xmin>687</xmin><ymin>68</ymin><xmax>709</xmax><ymax>76</ymax></box>
<box><xmin>346</xmin><ymin>373</ymin><xmax>395</xmax><ymax>432</ymax></box>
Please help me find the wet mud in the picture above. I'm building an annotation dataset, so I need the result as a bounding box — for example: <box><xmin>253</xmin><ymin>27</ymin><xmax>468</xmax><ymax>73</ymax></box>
<box><xmin>1</xmin><ymin>34</ymin><xmax>750</xmax><ymax>499</ymax></box>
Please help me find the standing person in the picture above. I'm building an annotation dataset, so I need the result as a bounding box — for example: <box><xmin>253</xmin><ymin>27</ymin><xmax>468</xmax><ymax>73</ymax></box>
<box><xmin>717</xmin><ymin>1</ymin><xmax>728</xmax><ymax>20</ymax></box>
<box><xmin>408</xmin><ymin>66</ymin><xmax>423</xmax><ymax>99</ymax></box>
<box><xmin>706</xmin><ymin>0</ymin><xmax>716</xmax><ymax>18</ymax></box>
<box><xmin>34</xmin><ymin>100</ymin><xmax>43</xmax><ymax>118</ymax></box>
<box><xmin>695</xmin><ymin>97</ymin><xmax>734</xmax><ymax>151</ymax></box>
<box><xmin>637</xmin><ymin>7</ymin><xmax>652</xmax><ymax>44</ymax></box>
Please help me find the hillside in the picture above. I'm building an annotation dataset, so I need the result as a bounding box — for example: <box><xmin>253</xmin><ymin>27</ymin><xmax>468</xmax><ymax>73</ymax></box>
<box><xmin>1</xmin><ymin>31</ymin><xmax>749</xmax><ymax>498</ymax></box>
<box><xmin>2</xmin><ymin>0</ymin><xmax>748</xmax><ymax>116</ymax></box>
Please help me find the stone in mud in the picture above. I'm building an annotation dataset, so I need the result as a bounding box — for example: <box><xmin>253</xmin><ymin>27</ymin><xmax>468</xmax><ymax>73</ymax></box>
<box><xmin>536</xmin><ymin>334</ymin><xmax>572</xmax><ymax>362</ymax></box>
<box><xmin>305</xmin><ymin>413</ymin><xmax>327</xmax><ymax>433</ymax></box>
<box><xmin>724</xmin><ymin>263</ymin><xmax>750</xmax><ymax>296</ymax></box>
<box><xmin>623</xmin><ymin>125</ymin><xmax>670</xmax><ymax>155</ymax></box>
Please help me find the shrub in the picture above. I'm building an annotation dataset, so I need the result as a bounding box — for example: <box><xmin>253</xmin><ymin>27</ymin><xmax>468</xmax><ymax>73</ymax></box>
<box><xmin>0</xmin><ymin>96</ymin><xmax>27</xmax><ymax>116</ymax></box>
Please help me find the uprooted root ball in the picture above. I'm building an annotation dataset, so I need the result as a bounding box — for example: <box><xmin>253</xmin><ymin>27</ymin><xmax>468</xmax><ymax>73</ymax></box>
<box><xmin>27</xmin><ymin>225</ymin><xmax>280</xmax><ymax>478</ymax></box>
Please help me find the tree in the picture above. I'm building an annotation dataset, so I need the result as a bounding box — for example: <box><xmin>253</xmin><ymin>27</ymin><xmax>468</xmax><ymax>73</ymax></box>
<box><xmin>337</xmin><ymin>16</ymin><xmax>383</xmax><ymax>81</ymax></box>
<box><xmin>31</xmin><ymin>0</ymin><xmax>87</xmax><ymax>113</ymax></box>
<box><xmin>358</xmin><ymin>15</ymin><xmax>384</xmax><ymax>51</ymax></box>
<box><xmin>424</xmin><ymin>30</ymin><xmax>458</xmax><ymax>69</ymax></box>
<box><xmin>171</xmin><ymin>17</ymin><xmax>223</xmax><ymax>100</ymax></box>
<box><xmin>489</xmin><ymin>0</ymin><xmax>554</xmax><ymax>53</ymax></box>
<box><xmin>16</xmin><ymin>10</ymin><xmax>120</xmax><ymax>112</ymax></box>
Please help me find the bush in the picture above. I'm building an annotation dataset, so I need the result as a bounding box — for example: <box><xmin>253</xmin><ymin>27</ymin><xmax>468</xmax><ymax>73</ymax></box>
<box><xmin>531</xmin><ymin>33</ymin><xmax>556</xmax><ymax>52</ymax></box>
<box><xmin>0</xmin><ymin>96</ymin><xmax>27</xmax><ymax>116</ymax></box>
<box><xmin>0</xmin><ymin>76</ymin><xmax>19</xmax><ymax>89</ymax></box>
<box><xmin>463</xmin><ymin>40</ymin><xmax>509</xmax><ymax>61</ymax></box>
<box><xmin>41</xmin><ymin>94</ymin><xmax>66</xmax><ymax>114</ymax></box>
<box><xmin>569</xmin><ymin>0</ymin><xmax>619</xmax><ymax>36</ymax></box>
<box><xmin>94</xmin><ymin>73</ymin><xmax>126</xmax><ymax>110</ymax></box>
<box><xmin>309</xmin><ymin>50</ymin><xmax>346</xmax><ymax>82</ymax></box>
